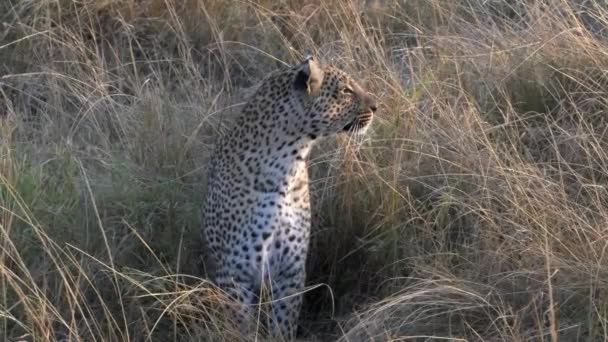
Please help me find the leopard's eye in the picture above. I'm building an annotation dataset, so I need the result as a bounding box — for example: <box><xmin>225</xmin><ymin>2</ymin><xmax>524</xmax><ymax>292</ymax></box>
<box><xmin>341</xmin><ymin>87</ymin><xmax>354</xmax><ymax>95</ymax></box>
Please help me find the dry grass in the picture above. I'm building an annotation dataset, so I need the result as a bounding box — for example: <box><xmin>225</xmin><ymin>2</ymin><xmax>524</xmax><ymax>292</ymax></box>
<box><xmin>2</xmin><ymin>0</ymin><xmax>608</xmax><ymax>340</ymax></box>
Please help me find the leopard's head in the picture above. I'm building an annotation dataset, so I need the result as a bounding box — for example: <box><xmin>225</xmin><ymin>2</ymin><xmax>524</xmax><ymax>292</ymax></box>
<box><xmin>292</xmin><ymin>56</ymin><xmax>377</xmax><ymax>137</ymax></box>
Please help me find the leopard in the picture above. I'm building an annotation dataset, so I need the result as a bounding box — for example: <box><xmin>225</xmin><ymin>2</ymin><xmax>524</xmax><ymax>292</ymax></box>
<box><xmin>201</xmin><ymin>56</ymin><xmax>377</xmax><ymax>340</ymax></box>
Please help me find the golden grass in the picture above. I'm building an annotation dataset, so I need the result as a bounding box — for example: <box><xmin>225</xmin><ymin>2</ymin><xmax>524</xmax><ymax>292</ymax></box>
<box><xmin>1</xmin><ymin>0</ymin><xmax>608</xmax><ymax>340</ymax></box>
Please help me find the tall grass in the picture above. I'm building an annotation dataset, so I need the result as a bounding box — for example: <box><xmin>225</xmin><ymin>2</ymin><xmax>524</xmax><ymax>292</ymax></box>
<box><xmin>2</xmin><ymin>0</ymin><xmax>608</xmax><ymax>340</ymax></box>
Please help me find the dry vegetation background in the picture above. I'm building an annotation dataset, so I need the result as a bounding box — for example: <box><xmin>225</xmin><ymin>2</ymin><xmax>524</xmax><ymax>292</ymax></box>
<box><xmin>1</xmin><ymin>0</ymin><xmax>608</xmax><ymax>341</ymax></box>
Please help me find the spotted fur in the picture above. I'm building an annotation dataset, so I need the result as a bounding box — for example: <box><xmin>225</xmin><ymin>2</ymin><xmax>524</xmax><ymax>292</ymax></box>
<box><xmin>201</xmin><ymin>56</ymin><xmax>377</xmax><ymax>340</ymax></box>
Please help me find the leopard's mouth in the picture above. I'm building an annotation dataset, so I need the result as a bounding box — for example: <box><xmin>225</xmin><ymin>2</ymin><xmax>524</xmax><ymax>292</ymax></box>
<box><xmin>343</xmin><ymin>111</ymin><xmax>374</xmax><ymax>132</ymax></box>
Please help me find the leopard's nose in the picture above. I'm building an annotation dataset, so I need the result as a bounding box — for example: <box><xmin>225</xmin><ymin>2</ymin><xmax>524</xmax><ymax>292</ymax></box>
<box><xmin>365</xmin><ymin>96</ymin><xmax>378</xmax><ymax>113</ymax></box>
<box><xmin>360</xmin><ymin>91</ymin><xmax>378</xmax><ymax>113</ymax></box>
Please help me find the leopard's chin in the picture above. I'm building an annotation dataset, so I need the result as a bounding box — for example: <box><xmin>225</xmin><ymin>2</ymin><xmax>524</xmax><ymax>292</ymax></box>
<box><xmin>342</xmin><ymin>112</ymin><xmax>373</xmax><ymax>133</ymax></box>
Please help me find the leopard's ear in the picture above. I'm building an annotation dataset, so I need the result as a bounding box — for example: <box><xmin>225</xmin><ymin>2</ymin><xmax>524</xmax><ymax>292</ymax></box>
<box><xmin>294</xmin><ymin>56</ymin><xmax>324</xmax><ymax>95</ymax></box>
